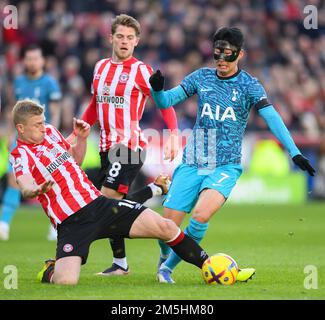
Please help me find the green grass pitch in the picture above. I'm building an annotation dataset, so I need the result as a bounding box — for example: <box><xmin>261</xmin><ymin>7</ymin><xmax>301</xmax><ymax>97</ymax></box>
<box><xmin>0</xmin><ymin>202</ymin><xmax>324</xmax><ymax>300</ymax></box>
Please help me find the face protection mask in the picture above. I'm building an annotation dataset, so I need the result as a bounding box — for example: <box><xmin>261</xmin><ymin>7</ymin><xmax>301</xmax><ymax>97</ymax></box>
<box><xmin>213</xmin><ymin>40</ymin><xmax>241</xmax><ymax>62</ymax></box>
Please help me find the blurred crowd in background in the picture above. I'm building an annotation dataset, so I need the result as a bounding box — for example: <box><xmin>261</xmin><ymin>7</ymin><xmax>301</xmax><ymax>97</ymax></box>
<box><xmin>0</xmin><ymin>0</ymin><xmax>325</xmax><ymax>197</ymax></box>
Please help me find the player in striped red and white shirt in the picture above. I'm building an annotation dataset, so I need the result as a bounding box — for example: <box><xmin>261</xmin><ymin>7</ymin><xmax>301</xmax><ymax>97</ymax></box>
<box><xmin>11</xmin><ymin>120</ymin><xmax>101</xmax><ymax>230</ymax></box>
<box><xmin>81</xmin><ymin>23</ymin><xmax>178</xmax><ymax>156</ymax></box>
<box><xmin>77</xmin><ymin>14</ymin><xmax>180</xmax><ymax>276</ymax></box>
<box><xmin>10</xmin><ymin>99</ymin><xmax>209</xmax><ymax>285</ymax></box>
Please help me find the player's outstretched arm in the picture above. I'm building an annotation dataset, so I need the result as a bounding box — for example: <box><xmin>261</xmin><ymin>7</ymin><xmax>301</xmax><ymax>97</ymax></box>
<box><xmin>17</xmin><ymin>174</ymin><xmax>54</xmax><ymax>199</ymax></box>
<box><xmin>69</xmin><ymin>118</ymin><xmax>90</xmax><ymax>165</ymax></box>
<box><xmin>258</xmin><ymin>105</ymin><xmax>315</xmax><ymax>176</ymax></box>
<box><xmin>149</xmin><ymin>70</ymin><xmax>187</xmax><ymax>109</ymax></box>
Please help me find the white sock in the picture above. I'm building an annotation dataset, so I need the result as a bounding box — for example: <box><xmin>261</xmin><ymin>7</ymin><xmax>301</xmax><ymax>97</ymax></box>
<box><xmin>148</xmin><ymin>182</ymin><xmax>162</xmax><ymax>196</ymax></box>
<box><xmin>113</xmin><ymin>257</ymin><xmax>128</xmax><ymax>270</ymax></box>
<box><xmin>0</xmin><ymin>221</ymin><xmax>10</xmax><ymax>232</ymax></box>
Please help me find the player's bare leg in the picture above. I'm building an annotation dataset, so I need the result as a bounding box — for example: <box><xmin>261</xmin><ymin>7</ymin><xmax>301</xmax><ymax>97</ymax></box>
<box><xmin>191</xmin><ymin>189</ymin><xmax>225</xmax><ymax>223</ymax></box>
<box><xmin>163</xmin><ymin>207</ymin><xmax>187</xmax><ymax>227</ymax></box>
<box><xmin>129</xmin><ymin>208</ymin><xmax>179</xmax><ymax>240</ymax></box>
<box><xmin>129</xmin><ymin>208</ymin><xmax>208</xmax><ymax>271</ymax></box>
<box><xmin>37</xmin><ymin>256</ymin><xmax>82</xmax><ymax>285</ymax></box>
<box><xmin>52</xmin><ymin>256</ymin><xmax>82</xmax><ymax>285</ymax></box>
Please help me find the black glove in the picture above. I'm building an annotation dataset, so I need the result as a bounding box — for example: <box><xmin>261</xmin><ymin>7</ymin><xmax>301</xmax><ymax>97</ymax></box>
<box><xmin>292</xmin><ymin>154</ymin><xmax>315</xmax><ymax>176</ymax></box>
<box><xmin>149</xmin><ymin>69</ymin><xmax>165</xmax><ymax>91</ymax></box>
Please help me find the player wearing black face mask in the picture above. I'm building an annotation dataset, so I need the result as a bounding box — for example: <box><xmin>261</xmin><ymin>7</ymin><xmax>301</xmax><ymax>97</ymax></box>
<box><xmin>149</xmin><ymin>25</ymin><xmax>315</xmax><ymax>284</ymax></box>
<box><xmin>213</xmin><ymin>40</ymin><xmax>241</xmax><ymax>62</ymax></box>
<box><xmin>213</xmin><ymin>27</ymin><xmax>243</xmax><ymax>64</ymax></box>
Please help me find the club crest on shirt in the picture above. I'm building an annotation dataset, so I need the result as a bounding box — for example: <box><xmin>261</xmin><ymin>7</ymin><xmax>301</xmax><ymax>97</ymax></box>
<box><xmin>63</xmin><ymin>243</ymin><xmax>73</xmax><ymax>253</ymax></box>
<box><xmin>232</xmin><ymin>89</ymin><xmax>239</xmax><ymax>101</ymax></box>
<box><xmin>119</xmin><ymin>72</ymin><xmax>129</xmax><ymax>83</ymax></box>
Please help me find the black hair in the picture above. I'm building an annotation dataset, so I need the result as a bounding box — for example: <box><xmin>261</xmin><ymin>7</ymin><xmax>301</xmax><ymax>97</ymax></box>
<box><xmin>22</xmin><ymin>44</ymin><xmax>43</xmax><ymax>57</ymax></box>
<box><xmin>213</xmin><ymin>27</ymin><xmax>244</xmax><ymax>49</ymax></box>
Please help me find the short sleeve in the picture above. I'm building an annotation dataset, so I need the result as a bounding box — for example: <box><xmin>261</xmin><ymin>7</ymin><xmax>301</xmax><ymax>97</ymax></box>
<box><xmin>91</xmin><ymin>59</ymin><xmax>107</xmax><ymax>94</ymax></box>
<box><xmin>48</xmin><ymin>77</ymin><xmax>62</xmax><ymax>101</ymax></box>
<box><xmin>137</xmin><ymin>64</ymin><xmax>153</xmax><ymax>97</ymax></box>
<box><xmin>10</xmin><ymin>148</ymin><xmax>32</xmax><ymax>180</ymax></box>
<box><xmin>91</xmin><ymin>62</ymin><xmax>99</xmax><ymax>94</ymax></box>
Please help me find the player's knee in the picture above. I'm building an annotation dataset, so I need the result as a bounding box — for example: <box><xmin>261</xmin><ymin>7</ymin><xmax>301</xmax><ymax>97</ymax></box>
<box><xmin>158</xmin><ymin>218</ymin><xmax>178</xmax><ymax>240</ymax></box>
<box><xmin>54</xmin><ymin>274</ymin><xmax>79</xmax><ymax>285</ymax></box>
<box><xmin>192</xmin><ymin>210</ymin><xmax>209</xmax><ymax>224</ymax></box>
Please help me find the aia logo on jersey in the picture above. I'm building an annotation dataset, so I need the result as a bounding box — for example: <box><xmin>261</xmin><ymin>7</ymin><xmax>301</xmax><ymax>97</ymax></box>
<box><xmin>119</xmin><ymin>72</ymin><xmax>129</xmax><ymax>83</ymax></box>
<box><xmin>201</xmin><ymin>103</ymin><xmax>237</xmax><ymax>121</ymax></box>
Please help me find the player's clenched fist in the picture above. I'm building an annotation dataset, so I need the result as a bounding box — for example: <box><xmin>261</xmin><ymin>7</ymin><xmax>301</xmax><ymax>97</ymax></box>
<box><xmin>73</xmin><ymin>118</ymin><xmax>90</xmax><ymax>139</ymax></box>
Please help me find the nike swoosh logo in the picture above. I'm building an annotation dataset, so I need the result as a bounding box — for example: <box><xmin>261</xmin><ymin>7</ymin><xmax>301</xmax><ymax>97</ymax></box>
<box><xmin>200</xmin><ymin>88</ymin><xmax>210</xmax><ymax>92</ymax></box>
